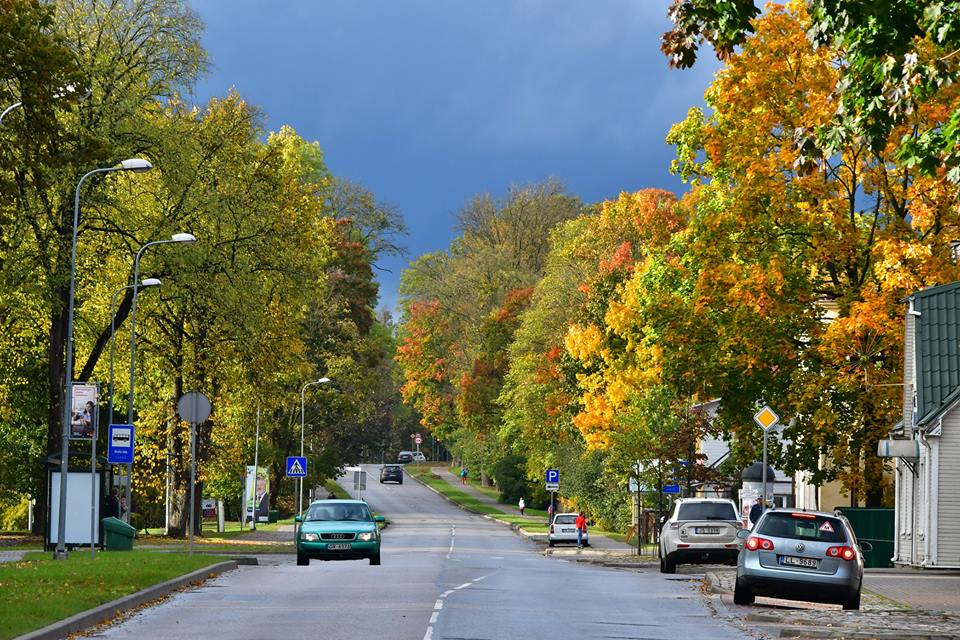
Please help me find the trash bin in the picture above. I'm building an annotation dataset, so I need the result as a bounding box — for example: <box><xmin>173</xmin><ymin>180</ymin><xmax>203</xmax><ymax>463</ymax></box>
<box><xmin>102</xmin><ymin>517</ymin><xmax>135</xmax><ymax>551</ymax></box>
<box><xmin>268</xmin><ymin>509</ymin><xmax>279</xmax><ymax>524</ymax></box>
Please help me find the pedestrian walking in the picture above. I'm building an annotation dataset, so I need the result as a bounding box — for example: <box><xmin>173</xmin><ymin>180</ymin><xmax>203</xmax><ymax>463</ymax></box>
<box><xmin>547</xmin><ymin>503</ymin><xmax>554</xmax><ymax>524</ymax></box>
<box><xmin>575</xmin><ymin>511</ymin><xmax>587</xmax><ymax>548</ymax></box>
<box><xmin>749</xmin><ymin>496</ymin><xmax>763</xmax><ymax>527</ymax></box>
<box><xmin>104</xmin><ymin>487</ymin><xmax>120</xmax><ymax>519</ymax></box>
<box><xmin>518</xmin><ymin>497</ymin><xmax>525</xmax><ymax>516</ymax></box>
<box><xmin>459</xmin><ymin>467</ymin><xmax>468</xmax><ymax>485</ymax></box>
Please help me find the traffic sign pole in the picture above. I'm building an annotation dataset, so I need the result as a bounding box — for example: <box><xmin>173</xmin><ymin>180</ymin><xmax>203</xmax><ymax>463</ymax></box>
<box><xmin>753</xmin><ymin>405</ymin><xmax>780</xmax><ymax>511</ymax></box>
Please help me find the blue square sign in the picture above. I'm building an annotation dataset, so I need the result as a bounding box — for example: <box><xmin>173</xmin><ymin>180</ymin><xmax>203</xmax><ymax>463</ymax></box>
<box><xmin>545</xmin><ymin>469</ymin><xmax>560</xmax><ymax>484</ymax></box>
<box><xmin>108</xmin><ymin>424</ymin><xmax>135</xmax><ymax>464</ymax></box>
<box><xmin>286</xmin><ymin>456</ymin><xmax>307</xmax><ymax>477</ymax></box>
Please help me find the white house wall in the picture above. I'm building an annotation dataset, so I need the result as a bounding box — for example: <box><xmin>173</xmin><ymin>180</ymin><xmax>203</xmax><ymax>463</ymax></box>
<box><xmin>937</xmin><ymin>414</ymin><xmax>960</xmax><ymax>567</ymax></box>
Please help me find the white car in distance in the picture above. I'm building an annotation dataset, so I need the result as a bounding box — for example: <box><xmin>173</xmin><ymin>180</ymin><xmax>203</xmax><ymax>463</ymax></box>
<box><xmin>548</xmin><ymin>513</ymin><xmax>589</xmax><ymax>547</ymax></box>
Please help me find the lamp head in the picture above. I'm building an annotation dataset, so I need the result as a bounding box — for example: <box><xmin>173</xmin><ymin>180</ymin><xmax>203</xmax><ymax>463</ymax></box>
<box><xmin>119</xmin><ymin>158</ymin><xmax>153</xmax><ymax>173</ymax></box>
<box><xmin>317</xmin><ymin>377</ymin><xmax>331</xmax><ymax>384</ymax></box>
<box><xmin>140</xmin><ymin>278</ymin><xmax>161</xmax><ymax>287</ymax></box>
<box><xmin>171</xmin><ymin>232</ymin><xmax>196</xmax><ymax>244</ymax></box>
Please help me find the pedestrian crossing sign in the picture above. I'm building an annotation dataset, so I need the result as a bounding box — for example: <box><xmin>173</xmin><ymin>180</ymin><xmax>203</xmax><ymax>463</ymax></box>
<box><xmin>286</xmin><ymin>456</ymin><xmax>307</xmax><ymax>477</ymax></box>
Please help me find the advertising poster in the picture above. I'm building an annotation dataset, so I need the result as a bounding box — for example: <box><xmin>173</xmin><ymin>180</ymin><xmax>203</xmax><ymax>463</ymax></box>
<box><xmin>201</xmin><ymin>498</ymin><xmax>216</xmax><ymax>519</ymax></box>
<box><xmin>244</xmin><ymin>466</ymin><xmax>270</xmax><ymax>523</ymax></box>
<box><xmin>69</xmin><ymin>383</ymin><xmax>98</xmax><ymax>439</ymax></box>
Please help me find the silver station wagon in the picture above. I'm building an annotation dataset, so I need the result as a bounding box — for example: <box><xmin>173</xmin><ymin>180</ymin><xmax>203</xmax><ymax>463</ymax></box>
<box><xmin>735</xmin><ymin>509</ymin><xmax>871</xmax><ymax>610</ymax></box>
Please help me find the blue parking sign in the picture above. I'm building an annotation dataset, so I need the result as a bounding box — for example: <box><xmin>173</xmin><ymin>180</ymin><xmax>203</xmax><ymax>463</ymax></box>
<box><xmin>545</xmin><ymin>469</ymin><xmax>560</xmax><ymax>484</ymax></box>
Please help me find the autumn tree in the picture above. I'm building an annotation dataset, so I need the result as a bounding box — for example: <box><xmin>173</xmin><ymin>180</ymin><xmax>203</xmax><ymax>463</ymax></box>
<box><xmin>663</xmin><ymin>0</ymin><xmax>960</xmax><ymax>181</ymax></box>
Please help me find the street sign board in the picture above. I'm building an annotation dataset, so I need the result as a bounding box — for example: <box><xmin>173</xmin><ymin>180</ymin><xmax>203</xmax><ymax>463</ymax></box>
<box><xmin>753</xmin><ymin>405</ymin><xmax>779</xmax><ymax>432</ymax></box>
<box><xmin>545</xmin><ymin>469</ymin><xmax>560</xmax><ymax>484</ymax></box>
<box><xmin>662</xmin><ymin>484</ymin><xmax>681</xmax><ymax>494</ymax></box>
<box><xmin>107</xmin><ymin>424</ymin><xmax>134</xmax><ymax>464</ymax></box>
<box><xmin>628</xmin><ymin>478</ymin><xmax>638</xmax><ymax>493</ymax></box>
<box><xmin>286</xmin><ymin>456</ymin><xmax>307</xmax><ymax>478</ymax></box>
<box><xmin>354</xmin><ymin>469</ymin><xmax>367</xmax><ymax>491</ymax></box>
<box><xmin>545</xmin><ymin>482</ymin><xmax>559</xmax><ymax>492</ymax></box>
<box><xmin>178</xmin><ymin>391</ymin><xmax>211</xmax><ymax>424</ymax></box>
<box><xmin>414</xmin><ymin>434</ymin><xmax>422</xmax><ymax>445</ymax></box>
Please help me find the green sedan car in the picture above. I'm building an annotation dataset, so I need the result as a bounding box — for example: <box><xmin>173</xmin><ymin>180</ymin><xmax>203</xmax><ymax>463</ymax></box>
<box><xmin>295</xmin><ymin>499</ymin><xmax>385</xmax><ymax>566</ymax></box>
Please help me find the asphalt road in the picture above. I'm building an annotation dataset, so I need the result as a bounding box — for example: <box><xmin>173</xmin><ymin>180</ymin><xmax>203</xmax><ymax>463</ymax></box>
<box><xmin>84</xmin><ymin>465</ymin><xmax>749</xmax><ymax>640</ymax></box>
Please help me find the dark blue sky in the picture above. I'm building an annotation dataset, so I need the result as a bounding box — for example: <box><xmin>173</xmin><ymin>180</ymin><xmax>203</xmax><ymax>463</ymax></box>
<box><xmin>189</xmin><ymin>1</ymin><xmax>720</xmax><ymax>312</ymax></box>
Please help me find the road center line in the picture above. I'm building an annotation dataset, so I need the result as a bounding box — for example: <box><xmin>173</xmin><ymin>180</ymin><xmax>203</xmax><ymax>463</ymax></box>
<box><xmin>454</xmin><ymin>582</ymin><xmax>471</xmax><ymax>590</ymax></box>
<box><xmin>434</xmin><ymin>600</ymin><xmax>444</xmax><ymax>610</ymax></box>
<box><xmin>446</xmin><ymin>524</ymin><xmax>455</xmax><ymax>559</ymax></box>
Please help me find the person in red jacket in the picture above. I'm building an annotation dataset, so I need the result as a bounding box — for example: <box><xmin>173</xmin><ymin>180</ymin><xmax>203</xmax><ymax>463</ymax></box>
<box><xmin>575</xmin><ymin>511</ymin><xmax>587</xmax><ymax>548</ymax></box>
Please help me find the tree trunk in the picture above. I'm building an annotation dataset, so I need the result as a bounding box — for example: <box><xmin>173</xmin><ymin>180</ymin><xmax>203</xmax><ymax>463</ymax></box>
<box><xmin>37</xmin><ymin>278</ymin><xmax>70</xmax><ymax>537</ymax></box>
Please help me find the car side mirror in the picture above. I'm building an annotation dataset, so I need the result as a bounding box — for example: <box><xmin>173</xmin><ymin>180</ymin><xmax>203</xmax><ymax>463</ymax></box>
<box><xmin>294</xmin><ymin>515</ymin><xmax>302</xmax><ymax>523</ymax></box>
<box><xmin>736</xmin><ymin>529</ymin><xmax>750</xmax><ymax>540</ymax></box>
<box><xmin>859</xmin><ymin>540</ymin><xmax>873</xmax><ymax>552</ymax></box>
<box><xmin>659</xmin><ymin>516</ymin><xmax>666</xmax><ymax>525</ymax></box>
<box><xmin>374</xmin><ymin>515</ymin><xmax>386</xmax><ymax>523</ymax></box>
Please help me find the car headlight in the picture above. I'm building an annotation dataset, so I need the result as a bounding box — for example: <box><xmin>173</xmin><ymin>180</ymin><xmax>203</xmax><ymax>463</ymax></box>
<box><xmin>357</xmin><ymin>532</ymin><xmax>375</xmax><ymax>542</ymax></box>
<box><xmin>301</xmin><ymin>532</ymin><xmax>319</xmax><ymax>542</ymax></box>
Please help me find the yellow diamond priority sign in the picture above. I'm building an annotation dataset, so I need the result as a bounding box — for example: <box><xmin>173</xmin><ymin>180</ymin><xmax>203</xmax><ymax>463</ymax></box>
<box><xmin>753</xmin><ymin>405</ymin><xmax>779</xmax><ymax>432</ymax></box>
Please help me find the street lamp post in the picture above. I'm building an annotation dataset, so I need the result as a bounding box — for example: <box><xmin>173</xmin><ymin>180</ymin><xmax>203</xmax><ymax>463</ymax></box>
<box><xmin>106</xmin><ymin>279</ymin><xmax>160</xmax><ymax>427</ymax></box>
<box><xmin>107</xmin><ymin>279</ymin><xmax>159</xmax><ymax>526</ymax></box>
<box><xmin>123</xmin><ymin>233</ymin><xmax>195</xmax><ymax>523</ymax></box>
<box><xmin>299</xmin><ymin>378</ymin><xmax>331</xmax><ymax>518</ymax></box>
<box><xmin>55</xmin><ymin>158</ymin><xmax>154</xmax><ymax>560</ymax></box>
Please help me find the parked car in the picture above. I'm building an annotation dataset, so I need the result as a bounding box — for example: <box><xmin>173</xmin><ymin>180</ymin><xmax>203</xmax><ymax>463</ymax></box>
<box><xmin>295</xmin><ymin>499</ymin><xmax>385</xmax><ymax>566</ymax></box>
<box><xmin>548</xmin><ymin>513</ymin><xmax>589</xmax><ymax>547</ymax></box>
<box><xmin>380</xmin><ymin>464</ymin><xmax>404</xmax><ymax>484</ymax></box>
<box><xmin>659</xmin><ymin>498</ymin><xmax>742</xmax><ymax>573</ymax></box>
<box><xmin>397</xmin><ymin>451</ymin><xmax>414</xmax><ymax>464</ymax></box>
<box><xmin>734</xmin><ymin>509</ymin><xmax>870</xmax><ymax>610</ymax></box>
<box><xmin>411</xmin><ymin>451</ymin><xmax>426</xmax><ymax>462</ymax></box>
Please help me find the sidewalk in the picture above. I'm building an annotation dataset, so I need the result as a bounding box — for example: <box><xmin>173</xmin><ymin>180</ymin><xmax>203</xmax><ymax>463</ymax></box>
<box><xmin>705</xmin><ymin>565</ymin><xmax>960</xmax><ymax>639</ymax></box>
<box><xmin>425</xmin><ymin>465</ymin><xmax>636</xmax><ymax>555</ymax></box>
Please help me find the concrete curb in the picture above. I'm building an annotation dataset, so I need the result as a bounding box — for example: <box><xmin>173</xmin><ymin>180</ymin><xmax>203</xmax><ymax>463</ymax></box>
<box><xmin>14</xmin><ymin>560</ymin><xmax>238</xmax><ymax>640</ymax></box>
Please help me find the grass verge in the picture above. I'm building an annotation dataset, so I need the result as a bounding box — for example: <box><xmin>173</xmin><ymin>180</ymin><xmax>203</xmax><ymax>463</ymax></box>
<box><xmin>0</xmin><ymin>550</ymin><xmax>225</xmax><ymax>639</ymax></box>
<box><xmin>325</xmin><ymin>478</ymin><xmax>352</xmax><ymax>500</ymax></box>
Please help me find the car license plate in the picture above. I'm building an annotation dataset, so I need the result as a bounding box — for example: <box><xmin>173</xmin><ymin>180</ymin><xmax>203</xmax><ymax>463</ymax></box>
<box><xmin>695</xmin><ymin>527</ymin><xmax>720</xmax><ymax>535</ymax></box>
<box><xmin>562</xmin><ymin>528</ymin><xmax>574</xmax><ymax>533</ymax></box>
<box><xmin>780</xmin><ymin>555</ymin><xmax>818</xmax><ymax>568</ymax></box>
<box><xmin>327</xmin><ymin>543</ymin><xmax>351</xmax><ymax>550</ymax></box>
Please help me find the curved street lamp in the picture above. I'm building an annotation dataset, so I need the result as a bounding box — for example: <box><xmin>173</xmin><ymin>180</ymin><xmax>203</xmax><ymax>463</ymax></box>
<box><xmin>123</xmin><ymin>233</ymin><xmax>195</xmax><ymax>522</ymax></box>
<box><xmin>106</xmin><ymin>278</ymin><xmax>161</xmax><ymax>428</ymax></box>
<box><xmin>0</xmin><ymin>102</ymin><xmax>22</xmax><ymax>125</ymax></box>
<box><xmin>56</xmin><ymin>159</ymin><xmax>155</xmax><ymax>559</ymax></box>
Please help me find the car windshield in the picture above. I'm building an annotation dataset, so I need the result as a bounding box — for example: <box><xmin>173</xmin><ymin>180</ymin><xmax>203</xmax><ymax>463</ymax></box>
<box><xmin>756</xmin><ymin>513</ymin><xmax>847</xmax><ymax>543</ymax></box>
<box><xmin>677</xmin><ymin>502</ymin><xmax>738</xmax><ymax>521</ymax></box>
<box><xmin>305</xmin><ymin>503</ymin><xmax>372</xmax><ymax>522</ymax></box>
<box><xmin>554</xmin><ymin>515</ymin><xmax>576</xmax><ymax>524</ymax></box>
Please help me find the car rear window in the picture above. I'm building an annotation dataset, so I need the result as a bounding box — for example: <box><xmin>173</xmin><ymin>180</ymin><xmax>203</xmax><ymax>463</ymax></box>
<box><xmin>677</xmin><ymin>502</ymin><xmax>737</xmax><ymax>521</ymax></box>
<box><xmin>756</xmin><ymin>512</ymin><xmax>847</xmax><ymax>543</ymax></box>
<box><xmin>554</xmin><ymin>515</ymin><xmax>576</xmax><ymax>524</ymax></box>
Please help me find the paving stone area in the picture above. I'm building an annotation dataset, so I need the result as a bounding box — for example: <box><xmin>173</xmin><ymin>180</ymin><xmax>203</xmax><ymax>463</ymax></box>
<box><xmin>707</xmin><ymin>567</ymin><xmax>960</xmax><ymax>639</ymax></box>
<box><xmin>0</xmin><ymin>550</ymin><xmax>28</xmax><ymax>563</ymax></box>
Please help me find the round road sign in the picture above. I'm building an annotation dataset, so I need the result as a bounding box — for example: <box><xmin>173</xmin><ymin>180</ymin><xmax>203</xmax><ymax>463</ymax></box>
<box><xmin>414</xmin><ymin>434</ymin><xmax>422</xmax><ymax>445</ymax></box>
<box><xmin>178</xmin><ymin>391</ymin><xmax>211</xmax><ymax>424</ymax></box>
